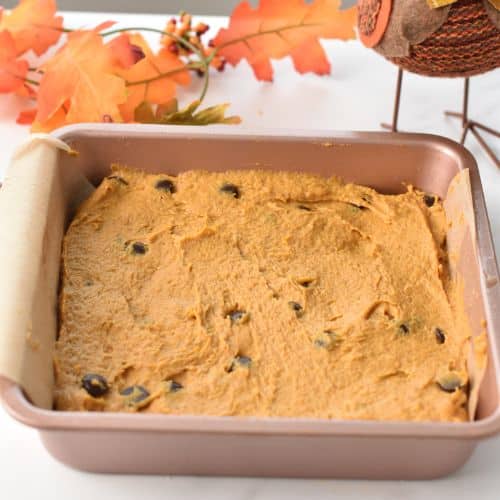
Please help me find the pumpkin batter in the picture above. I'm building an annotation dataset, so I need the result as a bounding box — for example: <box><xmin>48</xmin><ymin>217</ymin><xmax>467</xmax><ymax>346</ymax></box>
<box><xmin>54</xmin><ymin>167</ymin><xmax>471</xmax><ymax>421</ymax></box>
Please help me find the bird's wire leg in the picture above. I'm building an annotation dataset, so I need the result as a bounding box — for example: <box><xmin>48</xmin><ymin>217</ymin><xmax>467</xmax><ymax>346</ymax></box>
<box><xmin>445</xmin><ymin>77</ymin><xmax>499</xmax><ymax>169</ymax></box>
<box><xmin>470</xmin><ymin>127</ymin><xmax>500</xmax><ymax>167</ymax></box>
<box><xmin>382</xmin><ymin>68</ymin><xmax>403</xmax><ymax>132</ymax></box>
<box><xmin>462</xmin><ymin>76</ymin><xmax>469</xmax><ymax>127</ymax></box>
<box><xmin>460</xmin><ymin>122</ymin><xmax>470</xmax><ymax>145</ymax></box>
<box><xmin>469</xmin><ymin>121</ymin><xmax>500</xmax><ymax>139</ymax></box>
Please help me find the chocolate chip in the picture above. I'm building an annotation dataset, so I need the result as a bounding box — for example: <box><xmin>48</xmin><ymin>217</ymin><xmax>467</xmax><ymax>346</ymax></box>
<box><xmin>398</xmin><ymin>323</ymin><xmax>410</xmax><ymax>335</ymax></box>
<box><xmin>120</xmin><ymin>385</ymin><xmax>150</xmax><ymax>404</ymax></box>
<box><xmin>236</xmin><ymin>355</ymin><xmax>251</xmax><ymax>366</ymax></box>
<box><xmin>351</xmin><ymin>203</ymin><xmax>368</xmax><ymax>211</ymax></box>
<box><xmin>424</xmin><ymin>194</ymin><xmax>435</xmax><ymax>208</ymax></box>
<box><xmin>220</xmin><ymin>183</ymin><xmax>240</xmax><ymax>199</ymax></box>
<box><xmin>81</xmin><ymin>373</ymin><xmax>109</xmax><ymax>398</ymax></box>
<box><xmin>299</xmin><ymin>280</ymin><xmax>313</xmax><ymax>288</ymax></box>
<box><xmin>435</xmin><ymin>327</ymin><xmax>446</xmax><ymax>344</ymax></box>
<box><xmin>314</xmin><ymin>338</ymin><xmax>328</xmax><ymax>348</ymax></box>
<box><xmin>107</xmin><ymin>175</ymin><xmax>128</xmax><ymax>185</ymax></box>
<box><xmin>131</xmin><ymin>242</ymin><xmax>147</xmax><ymax>255</ymax></box>
<box><xmin>314</xmin><ymin>331</ymin><xmax>343</xmax><ymax>350</ymax></box>
<box><xmin>297</xmin><ymin>204</ymin><xmax>312</xmax><ymax>211</ymax></box>
<box><xmin>155</xmin><ymin>179</ymin><xmax>176</xmax><ymax>193</ymax></box>
<box><xmin>288</xmin><ymin>301</ymin><xmax>303</xmax><ymax>317</ymax></box>
<box><xmin>166</xmin><ymin>380</ymin><xmax>183</xmax><ymax>393</ymax></box>
<box><xmin>436</xmin><ymin>373</ymin><xmax>464</xmax><ymax>393</ymax></box>
<box><xmin>228</xmin><ymin>355</ymin><xmax>252</xmax><ymax>372</ymax></box>
<box><xmin>227</xmin><ymin>309</ymin><xmax>248</xmax><ymax>324</ymax></box>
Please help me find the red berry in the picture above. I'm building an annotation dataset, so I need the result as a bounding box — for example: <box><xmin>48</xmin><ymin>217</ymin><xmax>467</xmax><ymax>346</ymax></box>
<box><xmin>168</xmin><ymin>43</ymin><xmax>179</xmax><ymax>55</ymax></box>
<box><xmin>217</xmin><ymin>59</ymin><xmax>227</xmax><ymax>72</ymax></box>
<box><xmin>130</xmin><ymin>44</ymin><xmax>145</xmax><ymax>63</ymax></box>
<box><xmin>195</xmin><ymin>23</ymin><xmax>209</xmax><ymax>36</ymax></box>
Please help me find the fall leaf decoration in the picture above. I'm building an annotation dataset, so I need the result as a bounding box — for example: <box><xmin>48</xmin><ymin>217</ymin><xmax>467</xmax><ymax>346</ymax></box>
<box><xmin>107</xmin><ymin>33</ymin><xmax>146</xmax><ymax>70</ymax></box>
<box><xmin>0</xmin><ymin>0</ymin><xmax>62</xmax><ymax>56</ymax></box>
<box><xmin>0</xmin><ymin>0</ymin><xmax>357</xmax><ymax>131</ymax></box>
<box><xmin>33</xmin><ymin>29</ymin><xmax>127</xmax><ymax>131</ymax></box>
<box><xmin>160</xmin><ymin>101</ymin><xmax>241</xmax><ymax>126</ymax></box>
<box><xmin>0</xmin><ymin>30</ymin><xmax>28</xmax><ymax>92</ymax></box>
<box><xmin>213</xmin><ymin>0</ymin><xmax>357</xmax><ymax>81</ymax></box>
<box><xmin>114</xmin><ymin>33</ymin><xmax>191</xmax><ymax>122</ymax></box>
<box><xmin>135</xmin><ymin>99</ymin><xmax>241</xmax><ymax>125</ymax></box>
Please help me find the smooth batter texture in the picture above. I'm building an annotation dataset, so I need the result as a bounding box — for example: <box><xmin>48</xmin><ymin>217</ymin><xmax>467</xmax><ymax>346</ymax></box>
<box><xmin>54</xmin><ymin>167</ymin><xmax>471</xmax><ymax>421</ymax></box>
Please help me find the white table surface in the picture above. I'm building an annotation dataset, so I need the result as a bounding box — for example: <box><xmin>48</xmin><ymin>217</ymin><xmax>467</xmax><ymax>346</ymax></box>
<box><xmin>0</xmin><ymin>10</ymin><xmax>499</xmax><ymax>500</ymax></box>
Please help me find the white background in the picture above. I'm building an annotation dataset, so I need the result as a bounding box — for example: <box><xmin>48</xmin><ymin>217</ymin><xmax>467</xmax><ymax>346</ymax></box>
<box><xmin>0</xmin><ymin>10</ymin><xmax>499</xmax><ymax>500</ymax></box>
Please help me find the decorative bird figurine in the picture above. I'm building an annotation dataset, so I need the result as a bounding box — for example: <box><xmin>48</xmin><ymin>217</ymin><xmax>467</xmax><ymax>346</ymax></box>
<box><xmin>357</xmin><ymin>0</ymin><xmax>500</xmax><ymax>167</ymax></box>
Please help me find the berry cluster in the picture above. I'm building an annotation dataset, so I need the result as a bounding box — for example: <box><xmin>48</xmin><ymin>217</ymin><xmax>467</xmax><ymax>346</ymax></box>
<box><xmin>163</xmin><ymin>12</ymin><xmax>226</xmax><ymax>76</ymax></box>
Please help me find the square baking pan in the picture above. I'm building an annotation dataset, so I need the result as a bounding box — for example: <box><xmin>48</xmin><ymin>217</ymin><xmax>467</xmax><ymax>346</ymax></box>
<box><xmin>0</xmin><ymin>125</ymin><xmax>499</xmax><ymax>479</ymax></box>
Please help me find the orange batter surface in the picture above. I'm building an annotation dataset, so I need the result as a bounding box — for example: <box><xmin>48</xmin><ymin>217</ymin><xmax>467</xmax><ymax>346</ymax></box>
<box><xmin>54</xmin><ymin>167</ymin><xmax>471</xmax><ymax>421</ymax></box>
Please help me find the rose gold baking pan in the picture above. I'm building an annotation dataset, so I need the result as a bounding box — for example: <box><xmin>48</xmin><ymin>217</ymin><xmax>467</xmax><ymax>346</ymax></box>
<box><xmin>0</xmin><ymin>125</ymin><xmax>499</xmax><ymax>479</ymax></box>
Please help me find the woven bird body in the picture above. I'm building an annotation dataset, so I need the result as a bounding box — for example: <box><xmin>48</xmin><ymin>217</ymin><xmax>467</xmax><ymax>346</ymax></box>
<box><xmin>358</xmin><ymin>0</ymin><xmax>500</xmax><ymax>77</ymax></box>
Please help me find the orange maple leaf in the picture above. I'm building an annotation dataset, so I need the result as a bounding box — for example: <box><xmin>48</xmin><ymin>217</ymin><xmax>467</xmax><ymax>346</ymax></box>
<box><xmin>115</xmin><ymin>33</ymin><xmax>191</xmax><ymax>122</ymax></box>
<box><xmin>31</xmin><ymin>104</ymin><xmax>68</xmax><ymax>132</ymax></box>
<box><xmin>212</xmin><ymin>0</ymin><xmax>357</xmax><ymax>81</ymax></box>
<box><xmin>0</xmin><ymin>0</ymin><xmax>63</xmax><ymax>56</ymax></box>
<box><xmin>16</xmin><ymin>107</ymin><xmax>37</xmax><ymax>124</ymax></box>
<box><xmin>107</xmin><ymin>33</ymin><xmax>146</xmax><ymax>69</ymax></box>
<box><xmin>33</xmin><ymin>29</ymin><xmax>126</xmax><ymax>131</ymax></box>
<box><xmin>0</xmin><ymin>30</ymin><xmax>29</xmax><ymax>93</ymax></box>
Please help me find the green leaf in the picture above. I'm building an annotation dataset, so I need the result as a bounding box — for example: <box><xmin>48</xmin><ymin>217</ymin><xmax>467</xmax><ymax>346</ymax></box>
<box><xmin>159</xmin><ymin>100</ymin><xmax>241</xmax><ymax>126</ymax></box>
<box><xmin>156</xmin><ymin>98</ymin><xmax>179</xmax><ymax>118</ymax></box>
<box><xmin>134</xmin><ymin>99</ymin><xmax>241</xmax><ymax>126</ymax></box>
